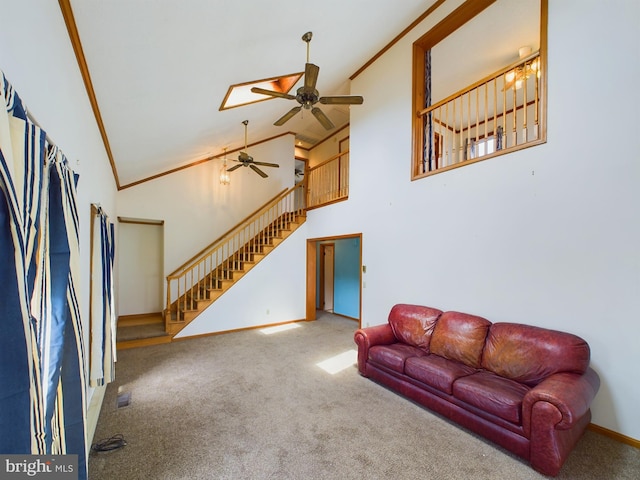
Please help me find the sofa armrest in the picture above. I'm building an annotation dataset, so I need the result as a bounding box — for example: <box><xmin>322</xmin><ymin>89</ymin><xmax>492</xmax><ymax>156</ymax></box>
<box><xmin>522</xmin><ymin>367</ymin><xmax>600</xmax><ymax>436</ymax></box>
<box><xmin>354</xmin><ymin>324</ymin><xmax>396</xmax><ymax>376</ymax></box>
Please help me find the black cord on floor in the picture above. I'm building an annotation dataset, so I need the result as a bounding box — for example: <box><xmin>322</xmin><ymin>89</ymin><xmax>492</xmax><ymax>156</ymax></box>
<box><xmin>91</xmin><ymin>433</ymin><xmax>127</xmax><ymax>453</ymax></box>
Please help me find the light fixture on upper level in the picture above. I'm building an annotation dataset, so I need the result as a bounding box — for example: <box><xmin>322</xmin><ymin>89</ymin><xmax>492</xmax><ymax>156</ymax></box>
<box><xmin>504</xmin><ymin>46</ymin><xmax>539</xmax><ymax>90</ymax></box>
<box><xmin>219</xmin><ymin>148</ymin><xmax>231</xmax><ymax>186</ymax></box>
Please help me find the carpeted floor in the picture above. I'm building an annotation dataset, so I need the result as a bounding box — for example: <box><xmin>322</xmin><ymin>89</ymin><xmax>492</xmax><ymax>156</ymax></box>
<box><xmin>89</xmin><ymin>312</ymin><xmax>639</xmax><ymax>479</ymax></box>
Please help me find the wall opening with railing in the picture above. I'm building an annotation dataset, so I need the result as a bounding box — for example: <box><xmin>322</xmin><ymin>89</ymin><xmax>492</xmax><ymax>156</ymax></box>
<box><xmin>411</xmin><ymin>0</ymin><xmax>546</xmax><ymax>180</ymax></box>
<box><xmin>418</xmin><ymin>50</ymin><xmax>542</xmax><ymax>175</ymax></box>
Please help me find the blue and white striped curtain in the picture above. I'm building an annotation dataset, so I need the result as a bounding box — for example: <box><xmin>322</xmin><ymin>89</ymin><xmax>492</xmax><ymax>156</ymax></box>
<box><xmin>0</xmin><ymin>70</ymin><xmax>87</xmax><ymax>480</ymax></box>
<box><xmin>90</xmin><ymin>205</ymin><xmax>116</xmax><ymax>387</ymax></box>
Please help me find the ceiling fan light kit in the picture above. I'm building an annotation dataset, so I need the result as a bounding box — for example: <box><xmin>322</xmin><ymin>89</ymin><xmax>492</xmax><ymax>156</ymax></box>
<box><xmin>219</xmin><ymin>147</ymin><xmax>231</xmax><ymax>185</ymax></box>
<box><xmin>250</xmin><ymin>31</ymin><xmax>364</xmax><ymax>131</ymax></box>
<box><xmin>226</xmin><ymin>120</ymin><xmax>280</xmax><ymax>179</ymax></box>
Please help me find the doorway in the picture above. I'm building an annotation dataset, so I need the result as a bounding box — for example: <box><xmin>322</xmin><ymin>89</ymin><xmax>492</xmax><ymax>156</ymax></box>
<box><xmin>306</xmin><ymin>234</ymin><xmax>362</xmax><ymax>324</ymax></box>
<box><xmin>117</xmin><ymin>217</ymin><xmax>164</xmax><ymax>316</ymax></box>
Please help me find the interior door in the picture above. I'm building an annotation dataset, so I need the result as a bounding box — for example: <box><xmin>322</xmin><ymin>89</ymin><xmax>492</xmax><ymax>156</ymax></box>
<box><xmin>320</xmin><ymin>243</ymin><xmax>334</xmax><ymax>312</ymax></box>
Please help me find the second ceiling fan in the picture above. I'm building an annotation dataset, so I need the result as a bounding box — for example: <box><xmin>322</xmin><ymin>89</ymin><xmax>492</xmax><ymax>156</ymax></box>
<box><xmin>251</xmin><ymin>31</ymin><xmax>364</xmax><ymax>130</ymax></box>
<box><xmin>227</xmin><ymin>120</ymin><xmax>279</xmax><ymax>178</ymax></box>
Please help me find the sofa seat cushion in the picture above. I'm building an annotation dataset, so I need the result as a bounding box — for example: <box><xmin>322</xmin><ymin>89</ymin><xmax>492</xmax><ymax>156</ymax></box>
<box><xmin>405</xmin><ymin>354</ymin><xmax>477</xmax><ymax>394</ymax></box>
<box><xmin>369</xmin><ymin>343</ymin><xmax>426</xmax><ymax>373</ymax></box>
<box><xmin>453</xmin><ymin>371</ymin><xmax>531</xmax><ymax>424</ymax></box>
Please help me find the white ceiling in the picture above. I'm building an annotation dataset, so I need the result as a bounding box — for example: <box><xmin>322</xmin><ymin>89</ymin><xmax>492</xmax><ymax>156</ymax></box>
<box><xmin>66</xmin><ymin>1</ymin><xmax>540</xmax><ymax>187</ymax></box>
<box><xmin>68</xmin><ymin>0</ymin><xmax>436</xmax><ymax>186</ymax></box>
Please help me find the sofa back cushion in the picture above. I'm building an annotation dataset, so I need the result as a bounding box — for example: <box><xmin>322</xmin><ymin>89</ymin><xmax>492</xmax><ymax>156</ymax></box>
<box><xmin>430</xmin><ymin>311</ymin><xmax>491</xmax><ymax>368</ymax></box>
<box><xmin>481</xmin><ymin>323</ymin><xmax>591</xmax><ymax>386</ymax></box>
<box><xmin>388</xmin><ymin>304</ymin><xmax>443</xmax><ymax>351</ymax></box>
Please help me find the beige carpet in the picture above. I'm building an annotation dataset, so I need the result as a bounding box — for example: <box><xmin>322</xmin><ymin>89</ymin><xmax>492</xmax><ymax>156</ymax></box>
<box><xmin>90</xmin><ymin>312</ymin><xmax>639</xmax><ymax>479</ymax></box>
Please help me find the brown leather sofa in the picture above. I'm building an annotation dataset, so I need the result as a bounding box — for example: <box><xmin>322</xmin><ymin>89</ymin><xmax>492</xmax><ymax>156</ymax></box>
<box><xmin>354</xmin><ymin>304</ymin><xmax>600</xmax><ymax>476</ymax></box>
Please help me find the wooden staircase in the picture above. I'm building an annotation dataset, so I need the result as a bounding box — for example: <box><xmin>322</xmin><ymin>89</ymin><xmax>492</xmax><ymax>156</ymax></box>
<box><xmin>164</xmin><ymin>185</ymin><xmax>306</xmax><ymax>337</ymax></box>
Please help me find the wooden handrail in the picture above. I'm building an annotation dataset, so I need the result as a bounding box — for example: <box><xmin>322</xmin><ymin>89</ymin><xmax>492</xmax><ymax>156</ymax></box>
<box><xmin>418</xmin><ymin>51</ymin><xmax>540</xmax><ymax>117</ymax></box>
<box><xmin>308</xmin><ymin>151</ymin><xmax>349</xmax><ymax>172</ymax></box>
<box><xmin>167</xmin><ymin>187</ymin><xmax>288</xmax><ymax>277</ymax></box>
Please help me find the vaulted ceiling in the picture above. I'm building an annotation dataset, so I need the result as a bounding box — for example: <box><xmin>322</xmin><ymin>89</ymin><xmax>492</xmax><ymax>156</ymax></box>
<box><xmin>62</xmin><ymin>0</ymin><xmax>541</xmax><ymax>188</ymax></box>
<box><xmin>64</xmin><ymin>0</ymin><xmax>437</xmax><ymax>188</ymax></box>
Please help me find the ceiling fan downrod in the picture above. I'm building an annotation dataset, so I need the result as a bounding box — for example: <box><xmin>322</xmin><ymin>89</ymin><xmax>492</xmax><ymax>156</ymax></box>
<box><xmin>242</xmin><ymin>119</ymin><xmax>249</xmax><ymax>152</ymax></box>
<box><xmin>302</xmin><ymin>31</ymin><xmax>312</xmax><ymax>63</ymax></box>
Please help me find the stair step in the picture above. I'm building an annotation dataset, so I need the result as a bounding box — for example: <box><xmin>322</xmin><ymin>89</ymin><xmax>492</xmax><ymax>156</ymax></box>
<box><xmin>117</xmin><ymin>335</ymin><xmax>172</xmax><ymax>350</ymax></box>
<box><xmin>117</xmin><ymin>313</ymin><xmax>170</xmax><ymax>349</ymax></box>
<box><xmin>118</xmin><ymin>313</ymin><xmax>164</xmax><ymax>328</ymax></box>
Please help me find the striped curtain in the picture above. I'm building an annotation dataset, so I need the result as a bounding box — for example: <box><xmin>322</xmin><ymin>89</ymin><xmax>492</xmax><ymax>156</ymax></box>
<box><xmin>0</xmin><ymin>70</ymin><xmax>87</xmax><ymax>480</ymax></box>
<box><xmin>90</xmin><ymin>205</ymin><xmax>116</xmax><ymax>387</ymax></box>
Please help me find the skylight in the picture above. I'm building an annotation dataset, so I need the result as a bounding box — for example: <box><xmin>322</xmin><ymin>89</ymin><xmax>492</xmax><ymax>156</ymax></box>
<box><xmin>219</xmin><ymin>72</ymin><xmax>303</xmax><ymax>110</ymax></box>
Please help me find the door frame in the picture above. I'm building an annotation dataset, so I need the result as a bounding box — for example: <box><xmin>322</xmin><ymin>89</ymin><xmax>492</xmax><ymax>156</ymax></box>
<box><xmin>305</xmin><ymin>233</ymin><xmax>362</xmax><ymax>324</ymax></box>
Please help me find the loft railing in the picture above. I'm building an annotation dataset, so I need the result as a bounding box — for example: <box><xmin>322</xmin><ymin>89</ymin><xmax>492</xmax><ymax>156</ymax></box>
<box><xmin>306</xmin><ymin>151</ymin><xmax>349</xmax><ymax>209</ymax></box>
<box><xmin>165</xmin><ymin>183</ymin><xmax>306</xmax><ymax>323</ymax></box>
<box><xmin>418</xmin><ymin>51</ymin><xmax>542</xmax><ymax>174</ymax></box>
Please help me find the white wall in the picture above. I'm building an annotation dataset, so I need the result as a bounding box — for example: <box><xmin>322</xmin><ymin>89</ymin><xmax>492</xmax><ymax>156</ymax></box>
<box><xmin>0</xmin><ymin>0</ymin><xmax>119</xmax><ymax>442</ymax></box>
<box><xmin>308</xmin><ymin>125</ymin><xmax>350</xmax><ymax>167</ymax></box>
<box><xmin>305</xmin><ymin>0</ymin><xmax>640</xmax><ymax>440</ymax></box>
<box><xmin>117</xmin><ymin>134</ymin><xmax>296</xmax><ymax>278</ymax></box>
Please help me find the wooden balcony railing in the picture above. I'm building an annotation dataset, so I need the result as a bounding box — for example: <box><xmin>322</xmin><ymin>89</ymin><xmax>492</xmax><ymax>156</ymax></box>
<box><xmin>306</xmin><ymin>151</ymin><xmax>349</xmax><ymax>209</ymax></box>
<box><xmin>417</xmin><ymin>50</ymin><xmax>543</xmax><ymax>175</ymax></box>
<box><xmin>165</xmin><ymin>184</ymin><xmax>306</xmax><ymax>323</ymax></box>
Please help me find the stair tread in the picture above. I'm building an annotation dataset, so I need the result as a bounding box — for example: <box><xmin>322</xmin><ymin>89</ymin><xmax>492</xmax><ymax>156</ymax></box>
<box><xmin>117</xmin><ymin>322</ymin><xmax>168</xmax><ymax>341</ymax></box>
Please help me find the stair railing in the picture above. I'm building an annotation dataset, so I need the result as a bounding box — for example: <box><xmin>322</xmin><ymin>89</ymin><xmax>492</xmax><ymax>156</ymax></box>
<box><xmin>417</xmin><ymin>51</ymin><xmax>542</xmax><ymax>174</ymax></box>
<box><xmin>166</xmin><ymin>183</ymin><xmax>306</xmax><ymax>324</ymax></box>
<box><xmin>306</xmin><ymin>151</ymin><xmax>349</xmax><ymax>210</ymax></box>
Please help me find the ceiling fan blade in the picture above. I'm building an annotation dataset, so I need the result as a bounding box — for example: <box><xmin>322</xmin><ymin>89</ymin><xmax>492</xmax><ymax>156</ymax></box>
<box><xmin>253</xmin><ymin>161</ymin><xmax>280</xmax><ymax>168</ymax></box>
<box><xmin>311</xmin><ymin>107</ymin><xmax>335</xmax><ymax>130</ymax></box>
<box><xmin>274</xmin><ymin>106</ymin><xmax>302</xmax><ymax>126</ymax></box>
<box><xmin>304</xmin><ymin>63</ymin><xmax>320</xmax><ymax>91</ymax></box>
<box><xmin>226</xmin><ymin>164</ymin><xmax>243</xmax><ymax>172</ymax></box>
<box><xmin>319</xmin><ymin>95</ymin><xmax>364</xmax><ymax>105</ymax></box>
<box><xmin>251</xmin><ymin>87</ymin><xmax>295</xmax><ymax>100</ymax></box>
<box><xmin>250</xmin><ymin>164</ymin><xmax>268</xmax><ymax>178</ymax></box>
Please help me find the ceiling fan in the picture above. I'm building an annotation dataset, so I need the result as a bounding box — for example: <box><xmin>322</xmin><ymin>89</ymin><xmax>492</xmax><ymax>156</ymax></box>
<box><xmin>227</xmin><ymin>120</ymin><xmax>280</xmax><ymax>178</ymax></box>
<box><xmin>251</xmin><ymin>31</ymin><xmax>364</xmax><ymax>130</ymax></box>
